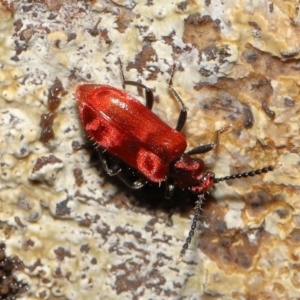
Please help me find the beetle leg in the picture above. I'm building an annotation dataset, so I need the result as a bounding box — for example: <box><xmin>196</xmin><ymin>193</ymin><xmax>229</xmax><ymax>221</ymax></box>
<box><xmin>168</xmin><ymin>66</ymin><xmax>187</xmax><ymax>132</ymax></box>
<box><xmin>123</xmin><ymin>80</ymin><xmax>154</xmax><ymax>110</ymax></box>
<box><xmin>77</xmin><ymin>141</ymin><xmax>96</xmax><ymax>150</ymax></box>
<box><xmin>186</xmin><ymin>126</ymin><xmax>231</xmax><ymax>155</ymax></box>
<box><xmin>98</xmin><ymin>148</ymin><xmax>147</xmax><ymax>188</ymax></box>
<box><xmin>97</xmin><ymin>150</ymin><xmax>122</xmax><ymax>176</ymax></box>
<box><xmin>186</xmin><ymin>144</ymin><xmax>216</xmax><ymax>155</ymax></box>
<box><xmin>164</xmin><ymin>178</ymin><xmax>175</xmax><ymax>199</ymax></box>
<box><xmin>117</xmin><ymin>172</ymin><xmax>148</xmax><ymax>189</ymax></box>
<box><xmin>118</xmin><ymin>57</ymin><xmax>126</xmax><ymax>88</ymax></box>
<box><xmin>169</xmin><ymin>86</ymin><xmax>188</xmax><ymax>132</ymax></box>
<box><xmin>118</xmin><ymin>57</ymin><xmax>154</xmax><ymax>109</ymax></box>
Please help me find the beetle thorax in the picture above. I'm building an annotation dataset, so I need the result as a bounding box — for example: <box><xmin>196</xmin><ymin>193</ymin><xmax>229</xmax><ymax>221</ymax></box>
<box><xmin>171</xmin><ymin>154</ymin><xmax>215</xmax><ymax>193</ymax></box>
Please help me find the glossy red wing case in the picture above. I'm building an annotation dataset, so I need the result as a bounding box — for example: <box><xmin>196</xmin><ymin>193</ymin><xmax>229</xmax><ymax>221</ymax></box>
<box><xmin>76</xmin><ymin>84</ymin><xmax>187</xmax><ymax>182</ymax></box>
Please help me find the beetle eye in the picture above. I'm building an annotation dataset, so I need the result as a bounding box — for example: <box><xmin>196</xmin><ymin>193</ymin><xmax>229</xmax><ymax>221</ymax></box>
<box><xmin>204</xmin><ymin>171</ymin><xmax>215</xmax><ymax>180</ymax></box>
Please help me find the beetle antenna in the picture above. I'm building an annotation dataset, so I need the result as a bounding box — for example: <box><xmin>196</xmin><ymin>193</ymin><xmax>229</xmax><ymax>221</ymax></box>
<box><xmin>176</xmin><ymin>193</ymin><xmax>204</xmax><ymax>263</ymax></box>
<box><xmin>213</xmin><ymin>165</ymin><xmax>274</xmax><ymax>183</ymax></box>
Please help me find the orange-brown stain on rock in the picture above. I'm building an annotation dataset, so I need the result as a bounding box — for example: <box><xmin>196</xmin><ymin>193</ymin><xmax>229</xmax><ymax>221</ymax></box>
<box><xmin>198</xmin><ymin>200</ymin><xmax>270</xmax><ymax>272</ymax></box>
<box><xmin>243</xmin><ymin>44</ymin><xmax>300</xmax><ymax>81</ymax></box>
<box><xmin>195</xmin><ymin>72</ymin><xmax>275</xmax><ymax>122</ymax></box>
<box><xmin>127</xmin><ymin>44</ymin><xmax>160</xmax><ymax>81</ymax></box>
<box><xmin>183</xmin><ymin>14</ymin><xmax>221</xmax><ymax>51</ymax></box>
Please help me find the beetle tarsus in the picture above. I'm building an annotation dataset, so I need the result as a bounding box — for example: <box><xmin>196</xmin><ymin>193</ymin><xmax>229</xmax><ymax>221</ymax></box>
<box><xmin>132</xmin><ymin>179</ymin><xmax>147</xmax><ymax>189</ymax></box>
<box><xmin>103</xmin><ymin>161</ymin><xmax>122</xmax><ymax>176</ymax></box>
<box><xmin>97</xmin><ymin>149</ymin><xmax>122</xmax><ymax>176</ymax></box>
<box><xmin>168</xmin><ymin>64</ymin><xmax>177</xmax><ymax>87</ymax></box>
<box><xmin>214</xmin><ymin>125</ymin><xmax>232</xmax><ymax>148</ymax></box>
<box><xmin>116</xmin><ymin>172</ymin><xmax>148</xmax><ymax>190</ymax></box>
<box><xmin>118</xmin><ymin>58</ymin><xmax>154</xmax><ymax>109</ymax></box>
<box><xmin>118</xmin><ymin>57</ymin><xmax>126</xmax><ymax>89</ymax></box>
<box><xmin>168</xmin><ymin>70</ymin><xmax>187</xmax><ymax>132</ymax></box>
<box><xmin>169</xmin><ymin>86</ymin><xmax>187</xmax><ymax>132</ymax></box>
<box><xmin>164</xmin><ymin>177</ymin><xmax>175</xmax><ymax>199</ymax></box>
<box><xmin>186</xmin><ymin>126</ymin><xmax>230</xmax><ymax>155</ymax></box>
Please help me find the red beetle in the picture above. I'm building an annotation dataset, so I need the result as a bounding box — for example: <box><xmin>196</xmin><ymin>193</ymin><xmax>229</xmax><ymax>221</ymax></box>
<box><xmin>76</xmin><ymin>63</ymin><xmax>274</xmax><ymax>262</ymax></box>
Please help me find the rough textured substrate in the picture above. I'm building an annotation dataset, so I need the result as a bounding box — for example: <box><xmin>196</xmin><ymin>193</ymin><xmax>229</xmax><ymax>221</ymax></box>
<box><xmin>0</xmin><ymin>1</ymin><xmax>300</xmax><ymax>299</ymax></box>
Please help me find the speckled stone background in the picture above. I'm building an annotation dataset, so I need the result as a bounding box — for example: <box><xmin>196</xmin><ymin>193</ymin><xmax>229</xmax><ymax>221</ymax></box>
<box><xmin>0</xmin><ymin>0</ymin><xmax>300</xmax><ymax>299</ymax></box>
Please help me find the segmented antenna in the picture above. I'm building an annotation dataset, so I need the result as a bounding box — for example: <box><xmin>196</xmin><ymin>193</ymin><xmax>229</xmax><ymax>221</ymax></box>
<box><xmin>177</xmin><ymin>164</ymin><xmax>275</xmax><ymax>262</ymax></box>
<box><xmin>213</xmin><ymin>165</ymin><xmax>274</xmax><ymax>183</ymax></box>
<box><xmin>177</xmin><ymin>194</ymin><xmax>204</xmax><ymax>263</ymax></box>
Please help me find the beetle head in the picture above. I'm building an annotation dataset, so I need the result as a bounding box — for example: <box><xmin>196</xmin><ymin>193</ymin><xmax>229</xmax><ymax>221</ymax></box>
<box><xmin>171</xmin><ymin>154</ymin><xmax>215</xmax><ymax>193</ymax></box>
